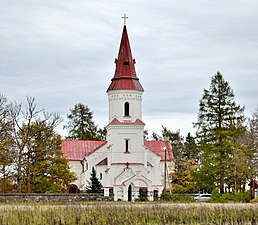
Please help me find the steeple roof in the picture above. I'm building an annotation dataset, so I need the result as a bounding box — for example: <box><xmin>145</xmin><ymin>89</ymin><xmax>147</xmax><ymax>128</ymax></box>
<box><xmin>107</xmin><ymin>25</ymin><xmax>144</xmax><ymax>92</ymax></box>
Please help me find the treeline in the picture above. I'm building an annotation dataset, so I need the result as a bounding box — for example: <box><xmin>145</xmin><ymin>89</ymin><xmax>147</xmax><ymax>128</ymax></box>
<box><xmin>0</xmin><ymin>95</ymin><xmax>76</xmax><ymax>193</ymax></box>
<box><xmin>161</xmin><ymin>72</ymin><xmax>258</xmax><ymax>195</ymax></box>
<box><xmin>0</xmin><ymin>95</ymin><xmax>106</xmax><ymax>194</ymax></box>
<box><xmin>1</xmin><ymin>71</ymin><xmax>258</xmax><ymax>195</ymax></box>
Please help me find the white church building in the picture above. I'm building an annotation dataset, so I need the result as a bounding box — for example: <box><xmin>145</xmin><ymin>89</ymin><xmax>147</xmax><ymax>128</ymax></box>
<box><xmin>62</xmin><ymin>25</ymin><xmax>174</xmax><ymax>201</ymax></box>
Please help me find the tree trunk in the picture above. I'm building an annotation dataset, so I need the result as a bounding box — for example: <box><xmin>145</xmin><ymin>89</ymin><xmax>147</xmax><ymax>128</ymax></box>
<box><xmin>220</xmin><ymin>170</ymin><xmax>224</xmax><ymax>194</ymax></box>
<box><xmin>17</xmin><ymin>152</ymin><xmax>23</xmax><ymax>193</ymax></box>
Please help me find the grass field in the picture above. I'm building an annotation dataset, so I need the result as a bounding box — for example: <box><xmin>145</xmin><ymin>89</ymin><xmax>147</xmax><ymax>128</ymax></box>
<box><xmin>0</xmin><ymin>202</ymin><xmax>258</xmax><ymax>224</ymax></box>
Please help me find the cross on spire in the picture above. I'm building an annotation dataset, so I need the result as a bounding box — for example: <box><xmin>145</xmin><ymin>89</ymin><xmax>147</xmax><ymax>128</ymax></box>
<box><xmin>121</xmin><ymin>14</ymin><xmax>128</xmax><ymax>25</ymax></box>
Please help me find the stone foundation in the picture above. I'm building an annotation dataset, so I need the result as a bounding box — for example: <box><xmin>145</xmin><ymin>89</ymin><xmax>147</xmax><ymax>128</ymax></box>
<box><xmin>0</xmin><ymin>193</ymin><xmax>113</xmax><ymax>202</ymax></box>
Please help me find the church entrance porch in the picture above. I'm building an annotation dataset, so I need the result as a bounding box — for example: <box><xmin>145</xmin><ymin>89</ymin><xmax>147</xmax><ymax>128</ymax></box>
<box><xmin>126</xmin><ymin>179</ymin><xmax>149</xmax><ymax>201</ymax></box>
<box><xmin>114</xmin><ymin>167</ymin><xmax>154</xmax><ymax>201</ymax></box>
<box><xmin>127</xmin><ymin>183</ymin><xmax>148</xmax><ymax>201</ymax></box>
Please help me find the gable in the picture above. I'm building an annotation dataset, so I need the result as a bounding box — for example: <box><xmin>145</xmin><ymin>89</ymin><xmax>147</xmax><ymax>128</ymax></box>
<box><xmin>61</xmin><ymin>140</ymin><xmax>107</xmax><ymax>161</ymax></box>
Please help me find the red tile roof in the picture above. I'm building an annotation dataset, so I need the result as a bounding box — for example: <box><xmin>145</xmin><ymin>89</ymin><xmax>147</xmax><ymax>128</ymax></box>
<box><xmin>144</xmin><ymin>140</ymin><xmax>174</xmax><ymax>161</ymax></box>
<box><xmin>61</xmin><ymin>140</ymin><xmax>106</xmax><ymax>160</ymax></box>
<box><xmin>107</xmin><ymin>25</ymin><xmax>144</xmax><ymax>92</ymax></box>
<box><xmin>61</xmin><ymin>140</ymin><xmax>173</xmax><ymax>162</ymax></box>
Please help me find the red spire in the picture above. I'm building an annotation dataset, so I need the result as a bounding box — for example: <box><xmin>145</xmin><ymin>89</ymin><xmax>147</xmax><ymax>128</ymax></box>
<box><xmin>107</xmin><ymin>26</ymin><xmax>144</xmax><ymax>92</ymax></box>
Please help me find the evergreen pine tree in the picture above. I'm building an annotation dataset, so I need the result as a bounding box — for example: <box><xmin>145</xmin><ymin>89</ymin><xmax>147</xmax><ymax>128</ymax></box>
<box><xmin>193</xmin><ymin>71</ymin><xmax>245</xmax><ymax>194</ymax></box>
<box><xmin>64</xmin><ymin>103</ymin><xmax>99</xmax><ymax>140</ymax></box>
<box><xmin>87</xmin><ymin>167</ymin><xmax>102</xmax><ymax>193</ymax></box>
<box><xmin>64</xmin><ymin>103</ymin><xmax>106</xmax><ymax>140</ymax></box>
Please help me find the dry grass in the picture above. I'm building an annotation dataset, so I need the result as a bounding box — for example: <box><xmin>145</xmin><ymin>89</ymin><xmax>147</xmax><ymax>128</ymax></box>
<box><xmin>0</xmin><ymin>202</ymin><xmax>257</xmax><ymax>224</ymax></box>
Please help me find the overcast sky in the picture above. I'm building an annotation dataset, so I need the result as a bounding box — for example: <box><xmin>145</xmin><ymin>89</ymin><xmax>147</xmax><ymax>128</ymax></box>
<box><xmin>1</xmin><ymin>0</ymin><xmax>258</xmax><ymax>138</ymax></box>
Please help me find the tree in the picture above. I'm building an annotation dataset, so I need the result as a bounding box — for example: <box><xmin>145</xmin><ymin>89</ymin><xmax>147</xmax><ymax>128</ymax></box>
<box><xmin>193</xmin><ymin>71</ymin><xmax>245</xmax><ymax>194</ymax></box>
<box><xmin>170</xmin><ymin>158</ymin><xmax>198</xmax><ymax>193</ymax></box>
<box><xmin>233</xmin><ymin>108</ymin><xmax>258</xmax><ymax>191</ymax></box>
<box><xmin>184</xmin><ymin>133</ymin><xmax>198</xmax><ymax>160</ymax></box>
<box><xmin>144</xmin><ymin>129</ymin><xmax>149</xmax><ymax>140</ymax></box>
<box><xmin>86</xmin><ymin>167</ymin><xmax>102</xmax><ymax>193</ymax></box>
<box><xmin>97</xmin><ymin>126</ymin><xmax>107</xmax><ymax>141</ymax></box>
<box><xmin>226</xmin><ymin>146</ymin><xmax>253</xmax><ymax>192</ymax></box>
<box><xmin>64</xmin><ymin>103</ymin><xmax>104</xmax><ymax>140</ymax></box>
<box><xmin>0</xmin><ymin>94</ymin><xmax>14</xmax><ymax>193</ymax></box>
<box><xmin>9</xmin><ymin>96</ymin><xmax>75</xmax><ymax>193</ymax></box>
<box><xmin>166</xmin><ymin>131</ymin><xmax>198</xmax><ymax>194</ymax></box>
<box><xmin>155</xmin><ymin>126</ymin><xmax>198</xmax><ymax>193</ymax></box>
<box><xmin>247</xmin><ymin>108</ymin><xmax>258</xmax><ymax>176</ymax></box>
<box><xmin>161</xmin><ymin>127</ymin><xmax>185</xmax><ymax>163</ymax></box>
<box><xmin>151</xmin><ymin>132</ymin><xmax>162</xmax><ymax>141</ymax></box>
<box><xmin>20</xmin><ymin>121</ymin><xmax>76</xmax><ymax>193</ymax></box>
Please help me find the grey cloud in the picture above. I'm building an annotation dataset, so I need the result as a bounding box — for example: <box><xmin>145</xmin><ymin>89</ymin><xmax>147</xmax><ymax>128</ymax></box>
<box><xmin>0</xmin><ymin>0</ymin><xmax>258</xmax><ymax>137</ymax></box>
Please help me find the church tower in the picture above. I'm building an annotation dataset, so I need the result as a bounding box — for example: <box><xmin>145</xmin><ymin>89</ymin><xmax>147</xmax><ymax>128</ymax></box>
<box><xmin>105</xmin><ymin>25</ymin><xmax>153</xmax><ymax>201</ymax></box>
<box><xmin>107</xmin><ymin>25</ymin><xmax>144</xmax><ymax>122</ymax></box>
<box><xmin>106</xmin><ymin>25</ymin><xmax>145</xmax><ymax>163</ymax></box>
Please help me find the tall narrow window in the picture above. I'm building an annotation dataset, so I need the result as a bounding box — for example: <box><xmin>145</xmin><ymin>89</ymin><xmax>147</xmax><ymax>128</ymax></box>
<box><xmin>124</xmin><ymin>102</ymin><xmax>130</xmax><ymax>116</ymax></box>
<box><xmin>125</xmin><ymin>139</ymin><xmax>130</xmax><ymax>153</ymax></box>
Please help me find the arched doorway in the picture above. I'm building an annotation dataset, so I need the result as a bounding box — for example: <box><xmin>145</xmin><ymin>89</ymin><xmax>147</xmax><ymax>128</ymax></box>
<box><xmin>126</xmin><ymin>179</ymin><xmax>149</xmax><ymax>201</ymax></box>
<box><xmin>128</xmin><ymin>185</ymin><xmax>132</xmax><ymax>202</ymax></box>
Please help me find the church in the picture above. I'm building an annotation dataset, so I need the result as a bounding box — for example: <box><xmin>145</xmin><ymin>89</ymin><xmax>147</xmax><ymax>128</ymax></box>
<box><xmin>61</xmin><ymin>23</ymin><xmax>174</xmax><ymax>201</ymax></box>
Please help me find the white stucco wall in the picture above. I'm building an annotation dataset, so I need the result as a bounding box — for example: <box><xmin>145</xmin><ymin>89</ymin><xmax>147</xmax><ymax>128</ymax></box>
<box><xmin>108</xmin><ymin>90</ymin><xmax>143</xmax><ymax>123</ymax></box>
<box><xmin>68</xmin><ymin>161</ymin><xmax>83</xmax><ymax>188</ymax></box>
<box><xmin>106</xmin><ymin>124</ymin><xmax>145</xmax><ymax>163</ymax></box>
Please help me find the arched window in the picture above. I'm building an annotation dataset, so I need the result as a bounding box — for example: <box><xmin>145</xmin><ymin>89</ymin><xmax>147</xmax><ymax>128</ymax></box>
<box><xmin>124</xmin><ymin>102</ymin><xmax>130</xmax><ymax>116</ymax></box>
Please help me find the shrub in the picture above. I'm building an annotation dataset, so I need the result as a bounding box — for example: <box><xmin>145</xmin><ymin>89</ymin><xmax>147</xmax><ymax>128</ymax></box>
<box><xmin>209</xmin><ymin>191</ymin><xmax>250</xmax><ymax>203</ymax></box>
<box><xmin>160</xmin><ymin>193</ymin><xmax>195</xmax><ymax>203</ymax></box>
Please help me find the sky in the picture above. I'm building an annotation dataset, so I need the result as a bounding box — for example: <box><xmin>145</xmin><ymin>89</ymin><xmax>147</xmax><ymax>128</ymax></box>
<box><xmin>1</xmin><ymin>0</ymin><xmax>258</xmax><ymax>139</ymax></box>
